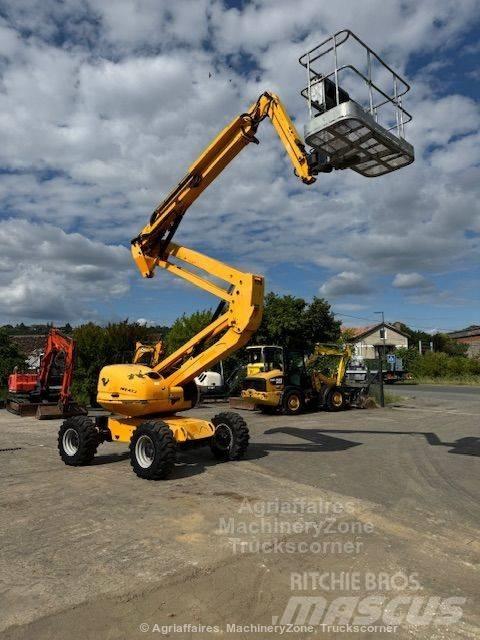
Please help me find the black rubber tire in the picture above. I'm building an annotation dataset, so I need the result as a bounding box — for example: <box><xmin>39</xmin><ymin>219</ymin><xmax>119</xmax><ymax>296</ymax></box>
<box><xmin>210</xmin><ymin>412</ymin><xmax>249</xmax><ymax>461</ymax></box>
<box><xmin>129</xmin><ymin>421</ymin><xmax>176</xmax><ymax>480</ymax></box>
<box><xmin>58</xmin><ymin>416</ymin><xmax>99</xmax><ymax>466</ymax></box>
<box><xmin>325</xmin><ymin>387</ymin><xmax>346</xmax><ymax>412</ymax></box>
<box><xmin>283</xmin><ymin>389</ymin><xmax>305</xmax><ymax>415</ymax></box>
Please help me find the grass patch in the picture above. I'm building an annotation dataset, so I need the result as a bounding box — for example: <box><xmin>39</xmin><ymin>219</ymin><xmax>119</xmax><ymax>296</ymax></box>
<box><xmin>384</xmin><ymin>392</ymin><xmax>404</xmax><ymax>405</ymax></box>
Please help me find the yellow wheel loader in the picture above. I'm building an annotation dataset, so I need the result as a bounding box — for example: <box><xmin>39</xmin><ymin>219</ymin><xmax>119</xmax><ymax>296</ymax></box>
<box><xmin>57</xmin><ymin>32</ymin><xmax>413</xmax><ymax>479</ymax></box>
<box><xmin>241</xmin><ymin>344</ymin><xmax>368</xmax><ymax>415</ymax></box>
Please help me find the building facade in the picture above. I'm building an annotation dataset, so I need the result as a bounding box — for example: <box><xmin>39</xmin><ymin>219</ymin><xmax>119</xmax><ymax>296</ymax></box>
<box><xmin>447</xmin><ymin>326</ymin><xmax>480</xmax><ymax>358</ymax></box>
<box><xmin>344</xmin><ymin>323</ymin><xmax>409</xmax><ymax>359</ymax></box>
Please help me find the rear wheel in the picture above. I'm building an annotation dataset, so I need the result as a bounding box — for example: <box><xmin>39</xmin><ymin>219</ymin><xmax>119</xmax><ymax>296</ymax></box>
<box><xmin>283</xmin><ymin>389</ymin><xmax>304</xmax><ymax>415</ymax></box>
<box><xmin>210</xmin><ymin>412</ymin><xmax>249</xmax><ymax>461</ymax></box>
<box><xmin>325</xmin><ymin>387</ymin><xmax>346</xmax><ymax>412</ymax></box>
<box><xmin>130</xmin><ymin>421</ymin><xmax>176</xmax><ymax>480</ymax></box>
<box><xmin>58</xmin><ymin>416</ymin><xmax>99</xmax><ymax>466</ymax></box>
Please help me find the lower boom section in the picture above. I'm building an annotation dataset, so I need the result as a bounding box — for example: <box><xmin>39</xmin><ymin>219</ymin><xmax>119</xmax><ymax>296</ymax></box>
<box><xmin>57</xmin><ymin>411</ymin><xmax>249</xmax><ymax>480</ymax></box>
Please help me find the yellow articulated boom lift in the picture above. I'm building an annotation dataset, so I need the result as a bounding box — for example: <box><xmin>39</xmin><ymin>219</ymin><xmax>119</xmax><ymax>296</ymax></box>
<box><xmin>57</xmin><ymin>31</ymin><xmax>413</xmax><ymax>479</ymax></box>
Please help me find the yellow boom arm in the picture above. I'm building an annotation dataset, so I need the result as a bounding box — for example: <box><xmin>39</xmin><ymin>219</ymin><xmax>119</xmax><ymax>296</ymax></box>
<box><xmin>309</xmin><ymin>344</ymin><xmax>352</xmax><ymax>388</ymax></box>
<box><xmin>131</xmin><ymin>92</ymin><xmax>315</xmax><ymax>278</ymax></box>
<box><xmin>130</xmin><ymin>92</ymin><xmax>316</xmax><ymax>387</ymax></box>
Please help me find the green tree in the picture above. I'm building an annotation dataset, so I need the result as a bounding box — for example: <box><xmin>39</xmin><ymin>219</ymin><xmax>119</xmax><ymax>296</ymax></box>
<box><xmin>303</xmin><ymin>296</ymin><xmax>342</xmax><ymax>347</ymax></box>
<box><xmin>432</xmin><ymin>333</ymin><xmax>469</xmax><ymax>356</ymax></box>
<box><xmin>0</xmin><ymin>329</ymin><xmax>25</xmax><ymax>391</ymax></box>
<box><xmin>165</xmin><ymin>310</ymin><xmax>212</xmax><ymax>355</ymax></box>
<box><xmin>255</xmin><ymin>293</ymin><xmax>340</xmax><ymax>352</ymax></box>
<box><xmin>72</xmin><ymin>320</ymin><xmax>150</xmax><ymax>405</ymax></box>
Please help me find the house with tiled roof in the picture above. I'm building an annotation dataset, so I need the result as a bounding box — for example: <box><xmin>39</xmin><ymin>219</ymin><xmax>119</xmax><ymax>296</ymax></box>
<box><xmin>10</xmin><ymin>334</ymin><xmax>47</xmax><ymax>370</ymax></box>
<box><xmin>342</xmin><ymin>322</ymin><xmax>409</xmax><ymax>359</ymax></box>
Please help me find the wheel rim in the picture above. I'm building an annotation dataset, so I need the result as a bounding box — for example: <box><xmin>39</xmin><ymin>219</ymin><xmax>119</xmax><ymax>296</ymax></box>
<box><xmin>214</xmin><ymin>423</ymin><xmax>233</xmax><ymax>451</ymax></box>
<box><xmin>288</xmin><ymin>395</ymin><xmax>300</xmax><ymax>411</ymax></box>
<box><xmin>332</xmin><ymin>391</ymin><xmax>343</xmax><ymax>407</ymax></box>
<box><xmin>63</xmin><ymin>428</ymin><xmax>79</xmax><ymax>456</ymax></box>
<box><xmin>135</xmin><ymin>435</ymin><xmax>155</xmax><ymax>468</ymax></box>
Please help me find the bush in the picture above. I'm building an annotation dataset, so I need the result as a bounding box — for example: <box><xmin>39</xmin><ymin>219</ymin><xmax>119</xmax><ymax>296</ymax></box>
<box><xmin>0</xmin><ymin>329</ymin><xmax>25</xmax><ymax>389</ymax></box>
<box><xmin>407</xmin><ymin>350</ymin><xmax>480</xmax><ymax>381</ymax></box>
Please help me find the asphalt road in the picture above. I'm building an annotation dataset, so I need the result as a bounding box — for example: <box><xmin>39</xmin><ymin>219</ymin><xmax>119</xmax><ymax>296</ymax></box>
<box><xmin>397</xmin><ymin>383</ymin><xmax>480</xmax><ymax>396</ymax></box>
<box><xmin>0</xmin><ymin>390</ymin><xmax>479</xmax><ymax>640</ymax></box>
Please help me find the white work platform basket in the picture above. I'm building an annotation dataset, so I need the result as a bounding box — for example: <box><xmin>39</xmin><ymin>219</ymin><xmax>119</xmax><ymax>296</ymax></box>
<box><xmin>299</xmin><ymin>30</ymin><xmax>414</xmax><ymax>177</ymax></box>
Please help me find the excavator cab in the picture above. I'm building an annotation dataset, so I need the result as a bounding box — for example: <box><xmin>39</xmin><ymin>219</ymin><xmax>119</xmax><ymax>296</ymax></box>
<box><xmin>300</xmin><ymin>30</ymin><xmax>414</xmax><ymax>177</ymax></box>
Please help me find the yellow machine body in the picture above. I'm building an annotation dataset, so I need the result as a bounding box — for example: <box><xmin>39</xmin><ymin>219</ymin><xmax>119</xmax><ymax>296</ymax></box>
<box><xmin>241</xmin><ymin>344</ymin><xmax>352</xmax><ymax>411</ymax></box>
<box><xmin>242</xmin><ymin>369</ymin><xmax>284</xmax><ymax>407</ymax></box>
<box><xmin>106</xmin><ymin>414</ymin><xmax>215</xmax><ymax>445</ymax></box>
<box><xmin>97</xmin><ymin>364</ymin><xmax>194</xmax><ymax>417</ymax></box>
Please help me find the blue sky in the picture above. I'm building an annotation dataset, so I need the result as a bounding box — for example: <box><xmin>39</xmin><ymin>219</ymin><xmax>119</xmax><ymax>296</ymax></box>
<box><xmin>0</xmin><ymin>0</ymin><xmax>479</xmax><ymax>332</ymax></box>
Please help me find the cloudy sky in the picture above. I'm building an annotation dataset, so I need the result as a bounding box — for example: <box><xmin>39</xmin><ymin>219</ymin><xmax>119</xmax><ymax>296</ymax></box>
<box><xmin>0</xmin><ymin>0</ymin><xmax>479</xmax><ymax>331</ymax></box>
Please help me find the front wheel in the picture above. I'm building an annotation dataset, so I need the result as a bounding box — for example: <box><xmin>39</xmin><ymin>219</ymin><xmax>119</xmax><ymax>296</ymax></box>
<box><xmin>283</xmin><ymin>389</ymin><xmax>304</xmax><ymax>415</ymax></box>
<box><xmin>325</xmin><ymin>387</ymin><xmax>346</xmax><ymax>412</ymax></box>
<box><xmin>210</xmin><ymin>412</ymin><xmax>249</xmax><ymax>461</ymax></box>
<box><xmin>58</xmin><ymin>416</ymin><xmax>99</xmax><ymax>466</ymax></box>
<box><xmin>130</xmin><ymin>421</ymin><xmax>177</xmax><ymax>480</ymax></box>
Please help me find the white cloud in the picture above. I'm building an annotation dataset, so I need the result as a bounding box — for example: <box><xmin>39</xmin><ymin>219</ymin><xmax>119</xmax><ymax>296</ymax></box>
<box><xmin>0</xmin><ymin>219</ymin><xmax>132</xmax><ymax>323</ymax></box>
<box><xmin>392</xmin><ymin>273</ymin><xmax>432</xmax><ymax>289</ymax></box>
<box><xmin>0</xmin><ymin>1</ymin><xmax>478</xmax><ymax>323</ymax></box>
<box><xmin>319</xmin><ymin>272</ymin><xmax>372</xmax><ymax>297</ymax></box>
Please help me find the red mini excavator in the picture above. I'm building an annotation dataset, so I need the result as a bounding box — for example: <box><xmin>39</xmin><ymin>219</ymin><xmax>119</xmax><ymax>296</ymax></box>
<box><xmin>7</xmin><ymin>328</ymin><xmax>86</xmax><ymax>419</ymax></box>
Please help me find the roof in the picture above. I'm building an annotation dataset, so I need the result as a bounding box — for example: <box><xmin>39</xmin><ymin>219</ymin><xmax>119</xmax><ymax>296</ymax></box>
<box><xmin>10</xmin><ymin>334</ymin><xmax>47</xmax><ymax>355</ymax></box>
<box><xmin>342</xmin><ymin>322</ymin><xmax>409</xmax><ymax>342</ymax></box>
<box><xmin>447</xmin><ymin>325</ymin><xmax>480</xmax><ymax>339</ymax></box>
<box><xmin>342</xmin><ymin>324</ymin><xmax>375</xmax><ymax>338</ymax></box>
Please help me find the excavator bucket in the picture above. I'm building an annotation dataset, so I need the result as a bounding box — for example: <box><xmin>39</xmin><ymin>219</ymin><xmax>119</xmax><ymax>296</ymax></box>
<box><xmin>36</xmin><ymin>402</ymin><xmax>87</xmax><ymax>420</ymax></box>
<box><xmin>6</xmin><ymin>397</ymin><xmax>39</xmax><ymax>417</ymax></box>
<box><xmin>300</xmin><ymin>30</ymin><xmax>414</xmax><ymax>177</ymax></box>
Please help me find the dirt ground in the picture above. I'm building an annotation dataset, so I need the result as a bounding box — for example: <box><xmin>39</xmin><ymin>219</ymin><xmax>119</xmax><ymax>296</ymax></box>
<box><xmin>0</xmin><ymin>387</ymin><xmax>479</xmax><ymax>639</ymax></box>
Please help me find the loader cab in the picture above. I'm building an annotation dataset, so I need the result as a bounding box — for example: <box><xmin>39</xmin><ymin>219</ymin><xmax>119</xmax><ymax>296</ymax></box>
<box><xmin>284</xmin><ymin>350</ymin><xmax>311</xmax><ymax>389</ymax></box>
<box><xmin>246</xmin><ymin>345</ymin><xmax>284</xmax><ymax>376</ymax></box>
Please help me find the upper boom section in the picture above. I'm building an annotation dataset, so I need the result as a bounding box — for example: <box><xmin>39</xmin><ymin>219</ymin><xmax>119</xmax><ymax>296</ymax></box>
<box><xmin>131</xmin><ymin>92</ymin><xmax>316</xmax><ymax>279</ymax></box>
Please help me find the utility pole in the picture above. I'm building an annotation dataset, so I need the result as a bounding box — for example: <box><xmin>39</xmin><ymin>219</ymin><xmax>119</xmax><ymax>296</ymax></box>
<box><xmin>375</xmin><ymin>311</ymin><xmax>386</xmax><ymax>407</ymax></box>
